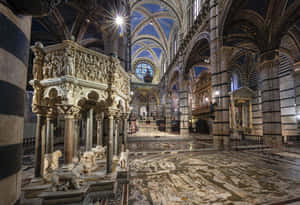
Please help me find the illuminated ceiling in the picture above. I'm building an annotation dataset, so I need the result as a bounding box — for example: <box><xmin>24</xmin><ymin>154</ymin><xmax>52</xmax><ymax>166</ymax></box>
<box><xmin>130</xmin><ymin>0</ymin><xmax>185</xmax><ymax>68</ymax></box>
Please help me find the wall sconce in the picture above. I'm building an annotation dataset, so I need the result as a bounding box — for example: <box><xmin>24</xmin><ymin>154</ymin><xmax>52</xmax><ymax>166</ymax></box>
<box><xmin>213</xmin><ymin>90</ymin><xmax>220</xmax><ymax>106</ymax></box>
<box><xmin>130</xmin><ymin>91</ymin><xmax>134</xmax><ymax>96</ymax></box>
<box><xmin>209</xmin><ymin>90</ymin><xmax>220</xmax><ymax>120</ymax></box>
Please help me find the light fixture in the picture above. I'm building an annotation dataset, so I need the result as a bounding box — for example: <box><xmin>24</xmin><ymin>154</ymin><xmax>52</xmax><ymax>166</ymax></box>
<box><xmin>115</xmin><ymin>15</ymin><xmax>124</xmax><ymax>26</ymax></box>
<box><xmin>214</xmin><ymin>90</ymin><xmax>220</xmax><ymax>96</ymax></box>
<box><xmin>297</xmin><ymin>115</ymin><xmax>300</xmax><ymax>120</ymax></box>
<box><xmin>130</xmin><ymin>91</ymin><xmax>134</xmax><ymax>96</ymax></box>
<box><xmin>205</xmin><ymin>97</ymin><xmax>209</xmax><ymax>102</ymax></box>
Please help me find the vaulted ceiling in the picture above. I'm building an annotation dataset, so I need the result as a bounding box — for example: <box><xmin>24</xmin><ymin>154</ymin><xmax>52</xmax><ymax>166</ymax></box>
<box><xmin>31</xmin><ymin>0</ymin><xmax>123</xmax><ymax>52</ymax></box>
<box><xmin>130</xmin><ymin>0</ymin><xmax>186</xmax><ymax>67</ymax></box>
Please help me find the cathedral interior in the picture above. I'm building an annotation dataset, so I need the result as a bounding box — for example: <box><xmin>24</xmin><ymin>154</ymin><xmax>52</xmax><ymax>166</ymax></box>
<box><xmin>1</xmin><ymin>0</ymin><xmax>300</xmax><ymax>204</ymax></box>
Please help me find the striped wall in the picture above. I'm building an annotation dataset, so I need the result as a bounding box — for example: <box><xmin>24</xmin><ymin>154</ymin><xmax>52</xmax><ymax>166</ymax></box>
<box><xmin>0</xmin><ymin>3</ymin><xmax>31</xmax><ymax>205</ymax></box>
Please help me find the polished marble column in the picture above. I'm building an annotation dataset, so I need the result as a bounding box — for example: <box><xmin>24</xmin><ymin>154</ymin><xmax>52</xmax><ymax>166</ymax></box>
<box><xmin>96</xmin><ymin>112</ymin><xmax>104</xmax><ymax>146</ymax></box>
<box><xmin>34</xmin><ymin>114</ymin><xmax>46</xmax><ymax>178</ymax></box>
<box><xmin>86</xmin><ymin>108</ymin><xmax>94</xmax><ymax>150</ymax></box>
<box><xmin>107</xmin><ymin>114</ymin><xmax>114</xmax><ymax>173</ymax></box>
<box><xmin>114</xmin><ymin>118</ymin><xmax>119</xmax><ymax>156</ymax></box>
<box><xmin>45</xmin><ymin>115</ymin><xmax>54</xmax><ymax>154</ymax></box>
<box><xmin>64</xmin><ymin>115</ymin><xmax>74</xmax><ymax>165</ymax></box>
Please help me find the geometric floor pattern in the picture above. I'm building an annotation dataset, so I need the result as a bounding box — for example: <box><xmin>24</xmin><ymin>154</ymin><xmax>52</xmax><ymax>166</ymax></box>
<box><xmin>129</xmin><ymin>151</ymin><xmax>300</xmax><ymax>205</ymax></box>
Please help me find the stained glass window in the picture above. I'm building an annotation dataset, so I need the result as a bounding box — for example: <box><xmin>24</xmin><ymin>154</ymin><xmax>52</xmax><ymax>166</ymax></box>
<box><xmin>135</xmin><ymin>63</ymin><xmax>153</xmax><ymax>80</ymax></box>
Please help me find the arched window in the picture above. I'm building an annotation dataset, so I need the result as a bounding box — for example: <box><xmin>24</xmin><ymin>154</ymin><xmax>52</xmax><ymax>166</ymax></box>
<box><xmin>193</xmin><ymin>0</ymin><xmax>201</xmax><ymax>20</ymax></box>
<box><xmin>231</xmin><ymin>72</ymin><xmax>239</xmax><ymax>91</ymax></box>
<box><xmin>174</xmin><ymin>34</ymin><xmax>177</xmax><ymax>57</ymax></box>
<box><xmin>135</xmin><ymin>63</ymin><xmax>154</xmax><ymax>80</ymax></box>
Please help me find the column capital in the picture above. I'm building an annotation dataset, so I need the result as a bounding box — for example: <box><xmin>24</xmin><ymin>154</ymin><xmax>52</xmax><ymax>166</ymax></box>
<box><xmin>32</xmin><ymin>105</ymin><xmax>48</xmax><ymax>115</ymax></box>
<box><xmin>293</xmin><ymin>61</ymin><xmax>300</xmax><ymax>75</ymax></box>
<box><xmin>96</xmin><ymin>112</ymin><xmax>105</xmax><ymax>121</ymax></box>
<box><xmin>57</xmin><ymin>105</ymin><xmax>81</xmax><ymax>117</ymax></box>
<box><xmin>121</xmin><ymin>112</ymin><xmax>130</xmax><ymax>120</ymax></box>
<box><xmin>106</xmin><ymin>108</ymin><xmax>118</xmax><ymax>117</ymax></box>
<box><xmin>258</xmin><ymin>50</ymin><xmax>280</xmax><ymax>69</ymax></box>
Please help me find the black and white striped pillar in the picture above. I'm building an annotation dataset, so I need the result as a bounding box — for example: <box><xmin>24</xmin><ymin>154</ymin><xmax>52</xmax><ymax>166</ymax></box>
<box><xmin>210</xmin><ymin>0</ymin><xmax>231</xmax><ymax>150</ymax></box>
<box><xmin>0</xmin><ymin>2</ymin><xmax>31</xmax><ymax>204</ymax></box>
<box><xmin>165</xmin><ymin>95</ymin><xmax>172</xmax><ymax>132</ymax></box>
<box><xmin>259</xmin><ymin>50</ymin><xmax>282</xmax><ymax>147</ymax></box>
<box><xmin>179</xmin><ymin>80</ymin><xmax>189</xmax><ymax>136</ymax></box>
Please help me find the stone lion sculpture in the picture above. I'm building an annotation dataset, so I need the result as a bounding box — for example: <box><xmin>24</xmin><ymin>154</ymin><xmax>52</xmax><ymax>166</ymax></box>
<box><xmin>44</xmin><ymin>150</ymin><xmax>62</xmax><ymax>177</ymax></box>
<box><xmin>91</xmin><ymin>145</ymin><xmax>106</xmax><ymax>160</ymax></box>
<box><xmin>80</xmin><ymin>151</ymin><xmax>97</xmax><ymax>175</ymax></box>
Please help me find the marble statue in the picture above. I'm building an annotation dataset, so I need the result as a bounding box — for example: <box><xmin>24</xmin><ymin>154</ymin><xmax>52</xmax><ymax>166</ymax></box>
<box><xmin>91</xmin><ymin>145</ymin><xmax>106</xmax><ymax>160</ymax></box>
<box><xmin>80</xmin><ymin>151</ymin><xmax>97</xmax><ymax>175</ymax></box>
<box><xmin>44</xmin><ymin>150</ymin><xmax>62</xmax><ymax>177</ymax></box>
<box><xmin>119</xmin><ymin>149</ymin><xmax>129</xmax><ymax>169</ymax></box>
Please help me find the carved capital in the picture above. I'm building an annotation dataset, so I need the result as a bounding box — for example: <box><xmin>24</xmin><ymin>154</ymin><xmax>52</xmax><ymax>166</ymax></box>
<box><xmin>57</xmin><ymin>105</ymin><xmax>81</xmax><ymax>117</ymax></box>
<box><xmin>293</xmin><ymin>62</ymin><xmax>300</xmax><ymax>75</ymax></box>
<box><xmin>258</xmin><ymin>50</ymin><xmax>279</xmax><ymax>70</ymax></box>
<box><xmin>106</xmin><ymin>108</ymin><xmax>118</xmax><ymax>117</ymax></box>
<box><xmin>96</xmin><ymin>112</ymin><xmax>105</xmax><ymax>121</ymax></box>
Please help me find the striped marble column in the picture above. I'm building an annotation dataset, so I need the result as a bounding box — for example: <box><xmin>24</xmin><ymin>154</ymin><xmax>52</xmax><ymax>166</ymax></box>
<box><xmin>179</xmin><ymin>88</ymin><xmax>189</xmax><ymax>136</ymax></box>
<box><xmin>0</xmin><ymin>3</ymin><xmax>31</xmax><ymax>205</ymax></box>
<box><xmin>259</xmin><ymin>50</ymin><xmax>282</xmax><ymax>147</ymax></box>
<box><xmin>210</xmin><ymin>0</ymin><xmax>232</xmax><ymax>150</ymax></box>
<box><xmin>293</xmin><ymin>62</ymin><xmax>300</xmax><ymax>130</ymax></box>
<box><xmin>211</xmin><ymin>47</ymin><xmax>232</xmax><ymax>150</ymax></box>
<box><xmin>165</xmin><ymin>95</ymin><xmax>172</xmax><ymax>132</ymax></box>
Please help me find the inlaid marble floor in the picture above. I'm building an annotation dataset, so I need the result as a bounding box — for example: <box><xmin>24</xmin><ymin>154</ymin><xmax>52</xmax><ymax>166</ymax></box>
<box><xmin>128</xmin><ymin>151</ymin><xmax>300</xmax><ymax>205</ymax></box>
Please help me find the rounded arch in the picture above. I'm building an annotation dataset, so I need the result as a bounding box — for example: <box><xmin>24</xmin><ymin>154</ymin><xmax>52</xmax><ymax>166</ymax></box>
<box><xmin>182</xmin><ymin>32</ymin><xmax>211</xmax><ymax>74</ymax></box>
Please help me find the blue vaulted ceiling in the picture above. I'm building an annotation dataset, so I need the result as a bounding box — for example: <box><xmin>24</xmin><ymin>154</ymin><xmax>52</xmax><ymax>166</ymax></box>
<box><xmin>130</xmin><ymin>1</ymin><xmax>179</xmax><ymax>65</ymax></box>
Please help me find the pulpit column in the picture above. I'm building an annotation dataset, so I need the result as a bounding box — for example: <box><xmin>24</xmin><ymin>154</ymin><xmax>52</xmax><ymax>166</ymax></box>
<box><xmin>45</xmin><ymin>113</ymin><xmax>55</xmax><ymax>154</ymax></box>
<box><xmin>86</xmin><ymin>108</ymin><xmax>94</xmax><ymax>150</ymax></box>
<box><xmin>34</xmin><ymin>113</ymin><xmax>46</xmax><ymax>178</ymax></box>
<box><xmin>114</xmin><ymin>117</ymin><xmax>120</xmax><ymax>156</ymax></box>
<box><xmin>122</xmin><ymin>113</ymin><xmax>129</xmax><ymax>149</ymax></box>
<box><xmin>96</xmin><ymin>112</ymin><xmax>104</xmax><ymax>146</ymax></box>
<box><xmin>106</xmin><ymin>113</ymin><xmax>115</xmax><ymax>173</ymax></box>
<box><xmin>73</xmin><ymin>113</ymin><xmax>81</xmax><ymax>160</ymax></box>
<box><xmin>64</xmin><ymin>115</ymin><xmax>74</xmax><ymax>165</ymax></box>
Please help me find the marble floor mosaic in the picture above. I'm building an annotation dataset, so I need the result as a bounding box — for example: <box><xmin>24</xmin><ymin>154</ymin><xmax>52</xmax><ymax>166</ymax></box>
<box><xmin>128</xmin><ymin>152</ymin><xmax>300</xmax><ymax>205</ymax></box>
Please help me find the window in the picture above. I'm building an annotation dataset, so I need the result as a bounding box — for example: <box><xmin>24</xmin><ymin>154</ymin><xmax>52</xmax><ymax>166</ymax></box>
<box><xmin>231</xmin><ymin>73</ymin><xmax>239</xmax><ymax>91</ymax></box>
<box><xmin>135</xmin><ymin>63</ymin><xmax>153</xmax><ymax>80</ymax></box>
<box><xmin>193</xmin><ymin>0</ymin><xmax>201</xmax><ymax>20</ymax></box>
<box><xmin>174</xmin><ymin>34</ymin><xmax>177</xmax><ymax>57</ymax></box>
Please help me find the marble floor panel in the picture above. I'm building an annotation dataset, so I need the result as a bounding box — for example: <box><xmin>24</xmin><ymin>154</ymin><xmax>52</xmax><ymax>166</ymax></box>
<box><xmin>128</xmin><ymin>152</ymin><xmax>300</xmax><ymax>205</ymax></box>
